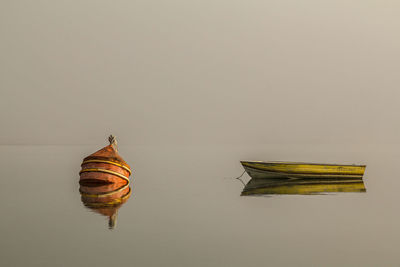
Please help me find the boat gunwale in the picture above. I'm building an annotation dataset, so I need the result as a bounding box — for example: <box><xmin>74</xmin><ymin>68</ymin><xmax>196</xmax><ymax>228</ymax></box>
<box><xmin>240</xmin><ymin>160</ymin><xmax>366</xmax><ymax>167</ymax></box>
<box><xmin>242</xmin><ymin>165</ymin><xmax>365</xmax><ymax>177</ymax></box>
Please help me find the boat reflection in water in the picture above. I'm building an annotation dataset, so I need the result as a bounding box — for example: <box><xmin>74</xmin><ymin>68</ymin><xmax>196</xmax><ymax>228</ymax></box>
<box><xmin>80</xmin><ymin>182</ymin><xmax>131</xmax><ymax>229</ymax></box>
<box><xmin>241</xmin><ymin>177</ymin><xmax>366</xmax><ymax>196</ymax></box>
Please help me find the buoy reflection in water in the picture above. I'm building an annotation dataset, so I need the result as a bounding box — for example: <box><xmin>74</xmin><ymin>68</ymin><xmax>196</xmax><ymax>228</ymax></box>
<box><xmin>80</xmin><ymin>182</ymin><xmax>131</xmax><ymax>229</ymax></box>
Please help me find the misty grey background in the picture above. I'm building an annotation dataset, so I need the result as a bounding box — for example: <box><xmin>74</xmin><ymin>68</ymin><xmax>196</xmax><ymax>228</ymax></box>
<box><xmin>1</xmin><ymin>1</ymin><xmax>400</xmax><ymax>267</ymax></box>
<box><xmin>1</xmin><ymin>0</ymin><xmax>400</xmax><ymax>145</ymax></box>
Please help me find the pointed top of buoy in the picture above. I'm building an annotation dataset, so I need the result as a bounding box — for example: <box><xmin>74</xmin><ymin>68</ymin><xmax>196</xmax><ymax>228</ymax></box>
<box><xmin>108</xmin><ymin>135</ymin><xmax>117</xmax><ymax>150</ymax></box>
<box><xmin>82</xmin><ymin>135</ymin><xmax>130</xmax><ymax>170</ymax></box>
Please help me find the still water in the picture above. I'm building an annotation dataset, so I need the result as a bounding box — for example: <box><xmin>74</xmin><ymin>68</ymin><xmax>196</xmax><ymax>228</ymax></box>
<box><xmin>0</xmin><ymin>143</ymin><xmax>398</xmax><ymax>266</ymax></box>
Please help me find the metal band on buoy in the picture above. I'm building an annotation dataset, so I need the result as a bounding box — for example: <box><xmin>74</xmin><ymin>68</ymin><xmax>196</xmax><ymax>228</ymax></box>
<box><xmin>79</xmin><ymin>168</ymin><xmax>130</xmax><ymax>183</ymax></box>
<box><xmin>79</xmin><ymin>183</ymin><xmax>130</xmax><ymax>198</ymax></box>
<box><xmin>81</xmin><ymin>159</ymin><xmax>132</xmax><ymax>175</ymax></box>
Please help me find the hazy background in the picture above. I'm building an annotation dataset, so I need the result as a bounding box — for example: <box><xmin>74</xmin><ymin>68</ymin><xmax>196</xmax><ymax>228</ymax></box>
<box><xmin>1</xmin><ymin>0</ymin><xmax>400</xmax><ymax>145</ymax></box>
<box><xmin>2</xmin><ymin>2</ymin><xmax>400</xmax><ymax>266</ymax></box>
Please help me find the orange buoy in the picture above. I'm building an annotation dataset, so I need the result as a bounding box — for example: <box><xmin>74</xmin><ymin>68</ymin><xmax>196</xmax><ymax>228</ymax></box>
<box><xmin>79</xmin><ymin>135</ymin><xmax>131</xmax><ymax>186</ymax></box>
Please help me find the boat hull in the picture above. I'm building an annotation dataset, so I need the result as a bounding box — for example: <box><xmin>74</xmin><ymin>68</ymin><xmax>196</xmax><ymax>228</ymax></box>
<box><xmin>241</xmin><ymin>161</ymin><xmax>366</xmax><ymax>179</ymax></box>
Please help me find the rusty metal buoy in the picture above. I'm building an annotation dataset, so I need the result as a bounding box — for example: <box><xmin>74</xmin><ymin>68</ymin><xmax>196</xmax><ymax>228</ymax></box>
<box><xmin>79</xmin><ymin>135</ymin><xmax>131</xmax><ymax>186</ymax></box>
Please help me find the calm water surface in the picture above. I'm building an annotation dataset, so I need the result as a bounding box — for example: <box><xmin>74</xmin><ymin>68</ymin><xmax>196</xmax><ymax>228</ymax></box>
<box><xmin>0</xmin><ymin>144</ymin><xmax>398</xmax><ymax>266</ymax></box>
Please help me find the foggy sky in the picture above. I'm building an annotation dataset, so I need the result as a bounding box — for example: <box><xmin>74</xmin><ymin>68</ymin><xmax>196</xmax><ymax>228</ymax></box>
<box><xmin>1</xmin><ymin>0</ymin><xmax>399</xmax><ymax>145</ymax></box>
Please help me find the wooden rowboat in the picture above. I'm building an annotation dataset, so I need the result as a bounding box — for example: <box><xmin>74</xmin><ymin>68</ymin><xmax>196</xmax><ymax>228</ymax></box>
<box><xmin>241</xmin><ymin>161</ymin><xmax>366</xmax><ymax>179</ymax></box>
<box><xmin>241</xmin><ymin>177</ymin><xmax>366</xmax><ymax>196</ymax></box>
<box><xmin>79</xmin><ymin>135</ymin><xmax>131</xmax><ymax>186</ymax></box>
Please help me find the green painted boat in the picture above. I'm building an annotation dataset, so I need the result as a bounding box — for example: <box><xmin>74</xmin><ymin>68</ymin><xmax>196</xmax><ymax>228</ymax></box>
<box><xmin>241</xmin><ymin>177</ymin><xmax>366</xmax><ymax>196</ymax></box>
<box><xmin>241</xmin><ymin>161</ymin><xmax>366</xmax><ymax>179</ymax></box>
